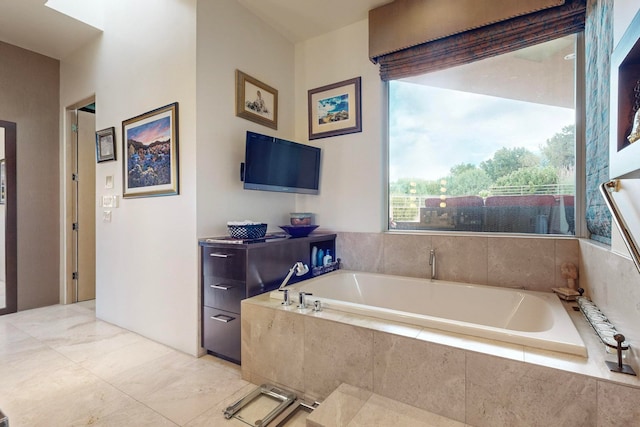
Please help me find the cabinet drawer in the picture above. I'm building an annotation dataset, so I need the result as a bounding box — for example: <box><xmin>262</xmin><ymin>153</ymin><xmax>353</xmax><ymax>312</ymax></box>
<box><xmin>202</xmin><ymin>247</ymin><xmax>246</xmax><ymax>280</ymax></box>
<box><xmin>203</xmin><ymin>307</ymin><xmax>241</xmax><ymax>364</ymax></box>
<box><xmin>203</xmin><ymin>276</ymin><xmax>246</xmax><ymax>312</ymax></box>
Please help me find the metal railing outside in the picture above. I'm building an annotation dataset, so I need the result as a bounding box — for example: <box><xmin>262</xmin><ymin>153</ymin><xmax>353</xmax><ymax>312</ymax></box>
<box><xmin>390</xmin><ymin>184</ymin><xmax>576</xmax><ymax>222</ymax></box>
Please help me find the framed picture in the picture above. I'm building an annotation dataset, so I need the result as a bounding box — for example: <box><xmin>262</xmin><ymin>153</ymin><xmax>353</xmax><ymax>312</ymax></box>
<box><xmin>308</xmin><ymin>77</ymin><xmax>362</xmax><ymax>140</ymax></box>
<box><xmin>122</xmin><ymin>102</ymin><xmax>179</xmax><ymax>198</ymax></box>
<box><xmin>235</xmin><ymin>70</ymin><xmax>278</xmax><ymax>130</ymax></box>
<box><xmin>96</xmin><ymin>127</ymin><xmax>116</xmax><ymax>163</ymax></box>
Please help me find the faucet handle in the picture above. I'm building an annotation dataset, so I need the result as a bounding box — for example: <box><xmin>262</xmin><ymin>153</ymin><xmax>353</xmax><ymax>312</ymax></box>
<box><xmin>298</xmin><ymin>291</ymin><xmax>313</xmax><ymax>309</ymax></box>
<box><xmin>280</xmin><ymin>289</ymin><xmax>291</xmax><ymax>306</ymax></box>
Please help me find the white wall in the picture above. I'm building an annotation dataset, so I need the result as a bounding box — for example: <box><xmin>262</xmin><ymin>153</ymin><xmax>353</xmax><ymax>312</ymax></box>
<box><xmin>60</xmin><ymin>0</ymin><xmax>199</xmax><ymax>354</ymax></box>
<box><xmin>294</xmin><ymin>20</ymin><xmax>385</xmax><ymax>232</ymax></box>
<box><xmin>196</xmin><ymin>1</ymin><xmax>298</xmax><ymax>237</ymax></box>
<box><xmin>613</xmin><ymin>0</ymin><xmax>639</xmax><ymax>46</ymax></box>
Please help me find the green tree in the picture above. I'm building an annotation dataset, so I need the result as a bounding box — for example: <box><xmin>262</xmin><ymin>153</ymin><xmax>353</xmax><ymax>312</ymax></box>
<box><xmin>480</xmin><ymin>147</ymin><xmax>539</xmax><ymax>181</ymax></box>
<box><xmin>389</xmin><ymin>178</ymin><xmax>440</xmax><ymax>195</ymax></box>
<box><xmin>447</xmin><ymin>168</ymin><xmax>492</xmax><ymax>196</ymax></box>
<box><xmin>449</xmin><ymin>163</ymin><xmax>476</xmax><ymax>176</ymax></box>
<box><xmin>541</xmin><ymin>124</ymin><xmax>575</xmax><ymax>170</ymax></box>
<box><xmin>495</xmin><ymin>166</ymin><xmax>558</xmax><ymax>192</ymax></box>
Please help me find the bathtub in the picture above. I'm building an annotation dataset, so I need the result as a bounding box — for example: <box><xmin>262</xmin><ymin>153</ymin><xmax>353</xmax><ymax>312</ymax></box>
<box><xmin>270</xmin><ymin>270</ymin><xmax>587</xmax><ymax>357</ymax></box>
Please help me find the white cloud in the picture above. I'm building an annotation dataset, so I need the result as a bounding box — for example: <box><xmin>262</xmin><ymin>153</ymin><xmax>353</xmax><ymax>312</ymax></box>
<box><xmin>389</xmin><ymin>83</ymin><xmax>574</xmax><ymax>182</ymax></box>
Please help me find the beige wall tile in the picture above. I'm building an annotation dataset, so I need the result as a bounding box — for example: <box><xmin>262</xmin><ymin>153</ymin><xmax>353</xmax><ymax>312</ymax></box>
<box><xmin>336</xmin><ymin>232</ymin><xmax>384</xmax><ymax>273</ymax></box>
<box><xmin>466</xmin><ymin>352</ymin><xmax>597</xmax><ymax>427</ymax></box>
<box><xmin>578</xmin><ymin>239</ymin><xmax>640</xmax><ymax>369</ymax></box>
<box><xmin>432</xmin><ymin>235</ymin><xmax>488</xmax><ymax>284</ymax></box>
<box><xmin>304</xmin><ymin>317</ymin><xmax>374</xmax><ymax>399</ymax></box>
<box><xmin>241</xmin><ymin>303</ymin><xmax>305</xmax><ymax>391</ymax></box>
<box><xmin>554</xmin><ymin>238</ymin><xmax>580</xmax><ymax>289</ymax></box>
<box><xmin>372</xmin><ymin>332</ymin><xmax>466</xmax><ymax>422</ymax></box>
<box><xmin>597</xmin><ymin>381</ymin><xmax>640</xmax><ymax>426</ymax></box>
<box><xmin>382</xmin><ymin>233</ymin><xmax>432</xmax><ymax>277</ymax></box>
<box><xmin>487</xmin><ymin>237</ymin><xmax>555</xmax><ymax>291</ymax></box>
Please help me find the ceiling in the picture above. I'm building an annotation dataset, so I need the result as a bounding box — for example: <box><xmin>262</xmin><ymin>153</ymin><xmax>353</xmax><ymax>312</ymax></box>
<box><xmin>0</xmin><ymin>0</ymin><xmax>392</xmax><ymax>60</ymax></box>
<box><xmin>0</xmin><ymin>0</ymin><xmax>572</xmax><ymax>108</ymax></box>
<box><xmin>0</xmin><ymin>0</ymin><xmax>102</xmax><ymax>60</ymax></box>
<box><xmin>236</xmin><ymin>0</ymin><xmax>392</xmax><ymax>43</ymax></box>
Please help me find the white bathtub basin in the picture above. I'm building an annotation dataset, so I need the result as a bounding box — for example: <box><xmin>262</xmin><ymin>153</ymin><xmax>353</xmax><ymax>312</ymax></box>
<box><xmin>271</xmin><ymin>270</ymin><xmax>586</xmax><ymax>356</ymax></box>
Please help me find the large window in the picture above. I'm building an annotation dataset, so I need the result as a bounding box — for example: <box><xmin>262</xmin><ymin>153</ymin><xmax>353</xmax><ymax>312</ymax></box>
<box><xmin>388</xmin><ymin>35</ymin><xmax>578</xmax><ymax>235</ymax></box>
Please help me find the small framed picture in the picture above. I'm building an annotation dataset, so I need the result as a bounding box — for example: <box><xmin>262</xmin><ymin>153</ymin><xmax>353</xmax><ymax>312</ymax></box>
<box><xmin>96</xmin><ymin>127</ymin><xmax>116</xmax><ymax>163</ymax></box>
<box><xmin>308</xmin><ymin>77</ymin><xmax>362</xmax><ymax>140</ymax></box>
<box><xmin>236</xmin><ymin>70</ymin><xmax>278</xmax><ymax>130</ymax></box>
<box><xmin>122</xmin><ymin>102</ymin><xmax>179</xmax><ymax>198</ymax></box>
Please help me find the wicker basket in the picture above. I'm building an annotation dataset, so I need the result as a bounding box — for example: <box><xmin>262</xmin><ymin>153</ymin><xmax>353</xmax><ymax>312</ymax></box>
<box><xmin>227</xmin><ymin>223</ymin><xmax>267</xmax><ymax>239</ymax></box>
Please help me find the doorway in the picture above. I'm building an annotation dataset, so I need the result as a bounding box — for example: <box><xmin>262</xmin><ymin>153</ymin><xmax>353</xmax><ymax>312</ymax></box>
<box><xmin>65</xmin><ymin>100</ymin><xmax>96</xmax><ymax>303</ymax></box>
<box><xmin>0</xmin><ymin>120</ymin><xmax>17</xmax><ymax>315</ymax></box>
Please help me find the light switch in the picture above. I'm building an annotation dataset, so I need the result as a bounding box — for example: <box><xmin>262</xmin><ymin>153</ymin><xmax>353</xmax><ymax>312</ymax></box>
<box><xmin>103</xmin><ymin>210</ymin><xmax>112</xmax><ymax>223</ymax></box>
<box><xmin>101</xmin><ymin>195</ymin><xmax>119</xmax><ymax>208</ymax></box>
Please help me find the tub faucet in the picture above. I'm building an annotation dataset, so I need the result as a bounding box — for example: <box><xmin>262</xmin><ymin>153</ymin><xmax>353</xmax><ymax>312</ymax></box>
<box><xmin>429</xmin><ymin>249</ymin><xmax>436</xmax><ymax>281</ymax></box>
<box><xmin>278</xmin><ymin>262</ymin><xmax>309</xmax><ymax>290</ymax></box>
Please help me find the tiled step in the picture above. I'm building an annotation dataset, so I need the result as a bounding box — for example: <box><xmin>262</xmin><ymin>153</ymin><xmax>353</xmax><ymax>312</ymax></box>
<box><xmin>306</xmin><ymin>383</ymin><xmax>470</xmax><ymax>427</ymax></box>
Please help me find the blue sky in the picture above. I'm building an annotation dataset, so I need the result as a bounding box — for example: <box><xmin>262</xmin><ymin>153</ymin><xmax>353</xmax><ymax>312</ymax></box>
<box><xmin>389</xmin><ymin>81</ymin><xmax>575</xmax><ymax>182</ymax></box>
<box><xmin>128</xmin><ymin>116</ymin><xmax>171</xmax><ymax>145</ymax></box>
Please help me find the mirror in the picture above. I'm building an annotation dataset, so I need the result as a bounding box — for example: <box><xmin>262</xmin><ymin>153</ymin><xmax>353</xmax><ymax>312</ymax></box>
<box><xmin>0</xmin><ymin>120</ymin><xmax>16</xmax><ymax>315</ymax></box>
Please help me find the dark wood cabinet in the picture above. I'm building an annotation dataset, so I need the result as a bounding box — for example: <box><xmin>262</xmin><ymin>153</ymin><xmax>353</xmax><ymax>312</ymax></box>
<box><xmin>199</xmin><ymin>233</ymin><xmax>336</xmax><ymax>364</ymax></box>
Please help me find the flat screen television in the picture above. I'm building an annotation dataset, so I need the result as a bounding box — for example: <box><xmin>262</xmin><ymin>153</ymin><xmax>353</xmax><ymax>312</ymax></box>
<box><xmin>242</xmin><ymin>131</ymin><xmax>321</xmax><ymax>195</ymax></box>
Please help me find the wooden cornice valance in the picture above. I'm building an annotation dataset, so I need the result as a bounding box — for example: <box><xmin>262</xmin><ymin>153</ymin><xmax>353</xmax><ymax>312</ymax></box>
<box><xmin>369</xmin><ymin>0</ymin><xmax>565</xmax><ymax>60</ymax></box>
<box><xmin>369</xmin><ymin>0</ymin><xmax>586</xmax><ymax>81</ymax></box>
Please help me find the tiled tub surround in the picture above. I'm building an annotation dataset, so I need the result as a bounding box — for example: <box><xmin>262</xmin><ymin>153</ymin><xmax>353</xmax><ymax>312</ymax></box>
<box><xmin>336</xmin><ymin>232</ymin><xmax>640</xmax><ymax>368</ymax></box>
<box><xmin>241</xmin><ymin>233</ymin><xmax>640</xmax><ymax>426</ymax></box>
<box><xmin>270</xmin><ymin>270</ymin><xmax>587</xmax><ymax>356</ymax></box>
<box><xmin>335</xmin><ymin>232</ymin><xmax>580</xmax><ymax>292</ymax></box>
<box><xmin>579</xmin><ymin>238</ymin><xmax>640</xmax><ymax>371</ymax></box>
<box><xmin>241</xmin><ymin>294</ymin><xmax>640</xmax><ymax>426</ymax></box>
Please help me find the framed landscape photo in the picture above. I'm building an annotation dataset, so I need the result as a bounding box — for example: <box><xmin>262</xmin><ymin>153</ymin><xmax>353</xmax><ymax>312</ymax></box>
<box><xmin>235</xmin><ymin>70</ymin><xmax>278</xmax><ymax>130</ymax></box>
<box><xmin>122</xmin><ymin>102</ymin><xmax>179</xmax><ymax>198</ymax></box>
<box><xmin>308</xmin><ymin>77</ymin><xmax>362</xmax><ymax>140</ymax></box>
<box><xmin>96</xmin><ymin>127</ymin><xmax>116</xmax><ymax>163</ymax></box>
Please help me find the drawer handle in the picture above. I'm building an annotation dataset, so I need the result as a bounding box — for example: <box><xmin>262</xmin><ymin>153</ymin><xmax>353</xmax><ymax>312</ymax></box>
<box><xmin>211</xmin><ymin>314</ymin><xmax>235</xmax><ymax>323</ymax></box>
<box><xmin>211</xmin><ymin>284</ymin><xmax>234</xmax><ymax>290</ymax></box>
<box><xmin>210</xmin><ymin>253</ymin><xmax>233</xmax><ymax>258</ymax></box>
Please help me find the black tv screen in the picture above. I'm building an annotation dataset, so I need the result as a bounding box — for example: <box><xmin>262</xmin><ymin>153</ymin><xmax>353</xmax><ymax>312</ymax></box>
<box><xmin>243</xmin><ymin>131</ymin><xmax>321</xmax><ymax>195</ymax></box>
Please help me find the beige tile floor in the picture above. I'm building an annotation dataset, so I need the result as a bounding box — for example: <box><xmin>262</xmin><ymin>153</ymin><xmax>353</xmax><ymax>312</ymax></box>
<box><xmin>0</xmin><ymin>301</ymin><xmax>472</xmax><ymax>427</ymax></box>
<box><xmin>0</xmin><ymin>301</ymin><xmax>274</xmax><ymax>427</ymax></box>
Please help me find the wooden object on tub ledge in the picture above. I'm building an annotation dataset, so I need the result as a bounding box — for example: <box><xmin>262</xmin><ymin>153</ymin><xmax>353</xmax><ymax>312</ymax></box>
<box><xmin>552</xmin><ymin>286</ymin><xmax>581</xmax><ymax>301</ymax></box>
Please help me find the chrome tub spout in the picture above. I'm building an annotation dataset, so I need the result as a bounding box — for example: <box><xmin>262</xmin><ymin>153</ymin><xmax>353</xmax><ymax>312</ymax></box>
<box><xmin>429</xmin><ymin>249</ymin><xmax>436</xmax><ymax>281</ymax></box>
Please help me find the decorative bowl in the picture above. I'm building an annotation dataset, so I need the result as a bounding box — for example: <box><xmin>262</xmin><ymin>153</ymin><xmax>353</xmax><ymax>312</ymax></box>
<box><xmin>227</xmin><ymin>223</ymin><xmax>267</xmax><ymax>239</ymax></box>
<box><xmin>279</xmin><ymin>224</ymin><xmax>319</xmax><ymax>238</ymax></box>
